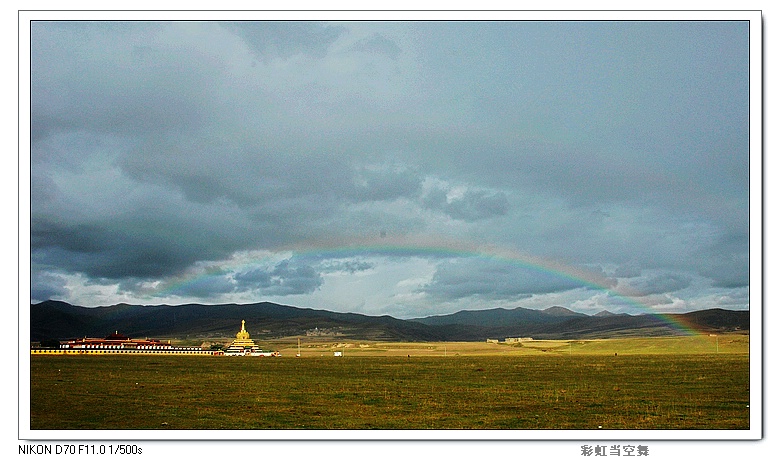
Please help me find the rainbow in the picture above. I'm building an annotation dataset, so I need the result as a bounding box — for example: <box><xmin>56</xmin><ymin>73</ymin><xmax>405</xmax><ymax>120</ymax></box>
<box><xmin>152</xmin><ymin>237</ymin><xmax>703</xmax><ymax>335</ymax></box>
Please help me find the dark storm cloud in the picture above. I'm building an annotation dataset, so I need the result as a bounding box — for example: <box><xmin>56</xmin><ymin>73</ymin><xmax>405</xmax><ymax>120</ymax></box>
<box><xmin>233</xmin><ymin>260</ymin><xmax>323</xmax><ymax>296</ymax></box>
<box><xmin>695</xmin><ymin>233</ymin><xmax>750</xmax><ymax>288</ymax></box>
<box><xmin>27</xmin><ymin>19</ymin><xmax>751</xmax><ymax>313</ymax></box>
<box><xmin>223</xmin><ymin>22</ymin><xmax>347</xmax><ymax>61</ymax></box>
<box><xmin>349</xmin><ymin>165</ymin><xmax>422</xmax><ymax>202</ymax></box>
<box><xmin>31</xmin><ymin>218</ymin><xmax>227</xmax><ymax>280</ymax></box>
<box><xmin>31</xmin><ymin>22</ymin><xmax>218</xmax><ymax>141</ymax></box>
<box><xmin>117</xmin><ymin>133</ymin><xmax>355</xmax><ymax>207</ymax></box>
<box><xmin>413</xmin><ymin>21</ymin><xmax>749</xmax><ymax>230</ymax></box>
<box><xmin>614</xmin><ymin>261</ymin><xmax>643</xmax><ymax>279</ymax></box>
<box><xmin>624</xmin><ymin>273</ymin><xmax>693</xmax><ymax>297</ymax></box>
<box><xmin>29</xmin><ymin>176</ymin><xmax>281</xmax><ymax>281</ymax></box>
<box><xmin>159</xmin><ymin>258</ymin><xmax>325</xmax><ymax>299</ymax></box>
<box><xmin>165</xmin><ymin>271</ymin><xmax>237</xmax><ymax>299</ymax></box>
<box><xmin>30</xmin><ymin>271</ymin><xmax>70</xmax><ymax>303</ymax></box>
<box><xmin>422</xmin><ymin>186</ymin><xmax>509</xmax><ymax>222</ymax></box>
<box><xmin>421</xmin><ymin>258</ymin><xmax>589</xmax><ymax>301</ymax></box>
<box><xmin>349</xmin><ymin>33</ymin><xmax>403</xmax><ymax>60</ymax></box>
<box><xmin>437</xmin><ymin>136</ymin><xmax>748</xmax><ymax>234</ymax></box>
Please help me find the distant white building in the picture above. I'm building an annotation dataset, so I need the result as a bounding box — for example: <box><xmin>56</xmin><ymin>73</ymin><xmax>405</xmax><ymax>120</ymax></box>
<box><xmin>505</xmin><ymin>337</ymin><xmax>533</xmax><ymax>343</ymax></box>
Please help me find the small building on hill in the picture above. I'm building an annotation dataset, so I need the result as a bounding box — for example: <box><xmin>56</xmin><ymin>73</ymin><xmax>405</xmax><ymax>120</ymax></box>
<box><xmin>505</xmin><ymin>337</ymin><xmax>534</xmax><ymax>344</ymax></box>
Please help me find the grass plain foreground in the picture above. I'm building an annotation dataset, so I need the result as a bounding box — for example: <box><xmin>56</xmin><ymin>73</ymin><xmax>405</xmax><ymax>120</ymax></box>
<box><xmin>30</xmin><ymin>334</ymin><xmax>750</xmax><ymax>430</ymax></box>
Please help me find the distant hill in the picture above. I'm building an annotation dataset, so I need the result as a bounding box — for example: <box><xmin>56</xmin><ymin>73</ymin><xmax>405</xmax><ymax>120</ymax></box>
<box><xmin>29</xmin><ymin>300</ymin><xmax>444</xmax><ymax>342</ymax></box>
<box><xmin>29</xmin><ymin>300</ymin><xmax>749</xmax><ymax>343</ymax></box>
<box><xmin>543</xmin><ymin>306</ymin><xmax>588</xmax><ymax>317</ymax></box>
<box><xmin>411</xmin><ymin>306</ymin><xmax>556</xmax><ymax>328</ymax></box>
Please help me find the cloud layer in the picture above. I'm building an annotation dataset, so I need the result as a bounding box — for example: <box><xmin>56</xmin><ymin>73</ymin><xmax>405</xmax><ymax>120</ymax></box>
<box><xmin>29</xmin><ymin>19</ymin><xmax>751</xmax><ymax>317</ymax></box>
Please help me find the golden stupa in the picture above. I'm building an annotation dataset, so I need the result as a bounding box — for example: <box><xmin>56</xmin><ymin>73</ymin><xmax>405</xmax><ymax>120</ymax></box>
<box><xmin>224</xmin><ymin>320</ymin><xmax>278</xmax><ymax>356</ymax></box>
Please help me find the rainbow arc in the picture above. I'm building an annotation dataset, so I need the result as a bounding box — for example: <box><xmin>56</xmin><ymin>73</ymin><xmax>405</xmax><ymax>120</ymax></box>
<box><xmin>154</xmin><ymin>237</ymin><xmax>703</xmax><ymax>335</ymax></box>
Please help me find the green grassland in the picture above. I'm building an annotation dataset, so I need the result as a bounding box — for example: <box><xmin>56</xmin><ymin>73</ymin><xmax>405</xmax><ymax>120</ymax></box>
<box><xmin>30</xmin><ymin>334</ymin><xmax>749</xmax><ymax>430</ymax></box>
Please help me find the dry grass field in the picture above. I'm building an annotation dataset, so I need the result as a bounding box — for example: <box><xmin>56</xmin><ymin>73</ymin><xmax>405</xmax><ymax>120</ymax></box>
<box><xmin>29</xmin><ymin>334</ymin><xmax>749</xmax><ymax>431</ymax></box>
<box><xmin>271</xmin><ymin>333</ymin><xmax>748</xmax><ymax>357</ymax></box>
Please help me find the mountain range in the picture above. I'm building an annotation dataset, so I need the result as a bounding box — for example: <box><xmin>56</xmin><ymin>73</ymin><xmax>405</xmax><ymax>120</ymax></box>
<box><xmin>29</xmin><ymin>300</ymin><xmax>749</xmax><ymax>342</ymax></box>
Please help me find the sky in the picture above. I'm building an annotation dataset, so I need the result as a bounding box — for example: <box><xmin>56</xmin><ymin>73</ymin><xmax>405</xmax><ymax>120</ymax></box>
<box><xmin>28</xmin><ymin>19</ymin><xmax>752</xmax><ymax>318</ymax></box>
